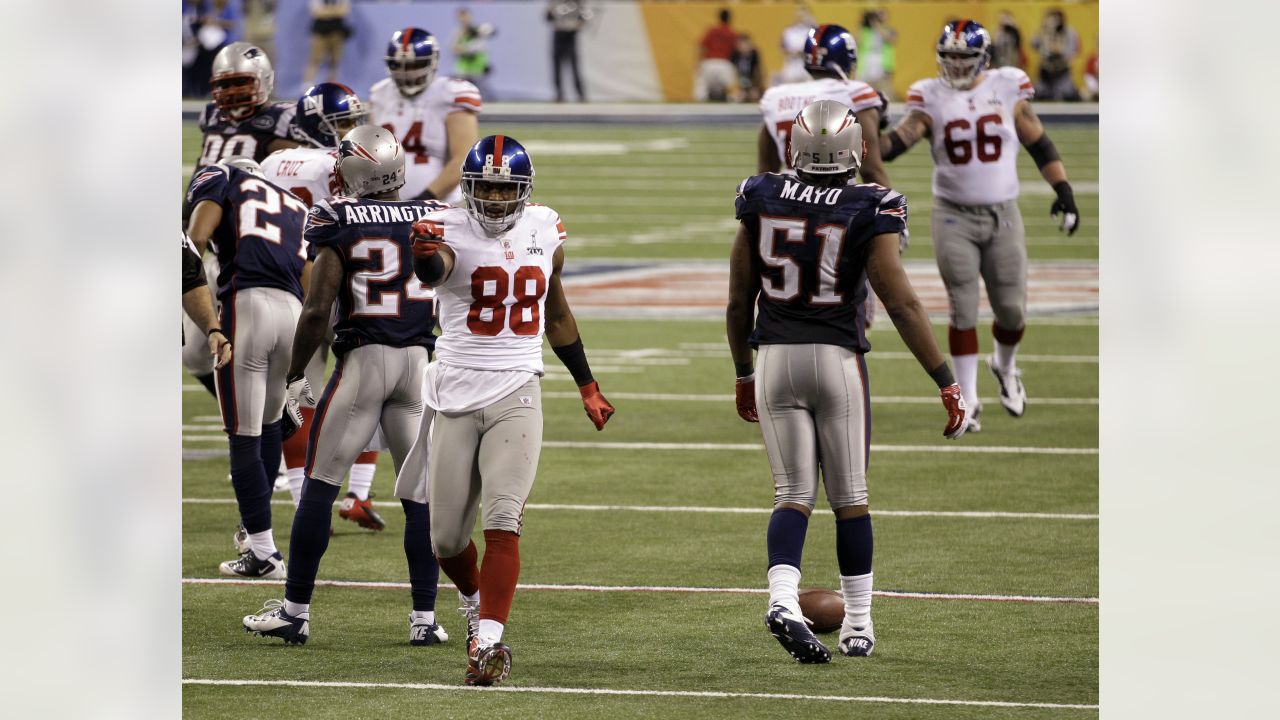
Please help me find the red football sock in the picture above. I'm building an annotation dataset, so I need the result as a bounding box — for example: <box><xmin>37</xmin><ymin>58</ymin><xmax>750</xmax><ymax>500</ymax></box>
<box><xmin>479</xmin><ymin>530</ymin><xmax>521</xmax><ymax>624</ymax></box>
<box><xmin>355</xmin><ymin>450</ymin><xmax>379</xmax><ymax>465</ymax></box>
<box><xmin>948</xmin><ymin>325</ymin><xmax>979</xmax><ymax>355</ymax></box>
<box><xmin>437</xmin><ymin>540</ymin><xmax>481</xmax><ymax>597</ymax></box>
<box><xmin>282</xmin><ymin>407</ymin><xmax>315</xmax><ymax>469</ymax></box>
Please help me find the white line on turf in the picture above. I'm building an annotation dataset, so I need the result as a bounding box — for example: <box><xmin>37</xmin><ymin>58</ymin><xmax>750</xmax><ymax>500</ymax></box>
<box><xmin>180</xmin><ymin>498</ymin><xmax>1097</xmax><ymax>521</ymax></box>
<box><xmin>180</xmin><ymin>678</ymin><xmax>1098</xmax><ymax>710</ymax></box>
<box><xmin>181</xmin><ymin>577</ymin><xmax>1098</xmax><ymax>605</ymax></box>
<box><xmin>541</xmin><ymin>391</ymin><xmax>1098</xmax><ymax>405</ymax></box>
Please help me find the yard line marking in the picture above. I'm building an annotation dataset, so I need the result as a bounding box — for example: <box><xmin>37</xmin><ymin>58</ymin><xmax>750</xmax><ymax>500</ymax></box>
<box><xmin>180</xmin><ymin>678</ymin><xmax>1097</xmax><ymax>710</ymax></box>
<box><xmin>182</xmin><ymin>577</ymin><xmax>1098</xmax><ymax>605</ymax></box>
<box><xmin>541</xmin><ymin>391</ymin><xmax>1098</xmax><ymax>405</ymax></box>
<box><xmin>181</xmin><ymin>498</ymin><xmax>1096</xmax><ymax>521</ymax></box>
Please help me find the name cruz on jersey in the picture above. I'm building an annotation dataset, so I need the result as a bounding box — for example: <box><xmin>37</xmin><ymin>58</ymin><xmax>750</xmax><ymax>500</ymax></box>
<box><xmin>197</xmin><ymin>101</ymin><xmax>296</xmax><ymax>169</ymax></box>
<box><xmin>735</xmin><ymin>173</ymin><xmax>907</xmax><ymax>353</ymax></box>
<box><xmin>261</xmin><ymin>147</ymin><xmax>339</xmax><ymax>207</ymax></box>
<box><xmin>305</xmin><ymin>197</ymin><xmax>448</xmax><ymax>355</ymax></box>
<box><xmin>187</xmin><ymin>164</ymin><xmax>309</xmax><ymax>302</ymax></box>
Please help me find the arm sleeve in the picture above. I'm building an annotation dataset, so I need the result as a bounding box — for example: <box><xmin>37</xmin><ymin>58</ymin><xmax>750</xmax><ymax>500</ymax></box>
<box><xmin>734</xmin><ymin>175</ymin><xmax>760</xmax><ymax>221</ymax></box>
<box><xmin>1011</xmin><ymin>68</ymin><xmax>1035</xmax><ymax>101</ymax></box>
<box><xmin>186</xmin><ymin>165</ymin><xmax>231</xmax><ymax>207</ymax></box>
<box><xmin>274</xmin><ymin>103</ymin><xmax>297</xmax><ymax>139</ymax></box>
<box><xmin>182</xmin><ymin>233</ymin><xmax>207</xmax><ymax>294</ymax></box>
<box><xmin>303</xmin><ymin>200</ymin><xmax>343</xmax><ymax>251</ymax></box>
<box><xmin>904</xmin><ymin>81</ymin><xmax>928</xmax><ymax>114</ymax></box>
<box><xmin>871</xmin><ymin>189</ymin><xmax>908</xmax><ymax>235</ymax></box>
<box><xmin>847</xmin><ymin>82</ymin><xmax>883</xmax><ymax>113</ymax></box>
<box><xmin>448</xmin><ymin>79</ymin><xmax>484</xmax><ymax>114</ymax></box>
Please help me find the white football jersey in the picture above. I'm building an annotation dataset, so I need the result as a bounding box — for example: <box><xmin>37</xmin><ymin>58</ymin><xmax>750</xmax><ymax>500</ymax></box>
<box><xmin>759</xmin><ymin>77</ymin><xmax>883</xmax><ymax>172</ymax></box>
<box><xmin>261</xmin><ymin>146</ymin><xmax>338</xmax><ymax>207</ymax></box>
<box><xmin>368</xmin><ymin>75</ymin><xmax>482</xmax><ymax>205</ymax></box>
<box><xmin>905</xmin><ymin>67</ymin><xmax>1035</xmax><ymax>206</ymax></box>
<box><xmin>428</xmin><ymin>204</ymin><xmax>567</xmax><ymax>374</ymax></box>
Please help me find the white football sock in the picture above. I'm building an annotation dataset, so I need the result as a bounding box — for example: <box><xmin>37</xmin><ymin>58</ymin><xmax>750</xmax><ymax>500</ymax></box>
<box><xmin>459</xmin><ymin>589</ymin><xmax>480</xmax><ymax>606</ymax></box>
<box><xmin>284</xmin><ymin>600</ymin><xmax>310</xmax><ymax>619</ymax></box>
<box><xmin>766</xmin><ymin>564</ymin><xmax>802</xmax><ymax>615</ymax></box>
<box><xmin>348</xmin><ymin>463</ymin><xmax>375</xmax><ymax>501</ymax></box>
<box><xmin>249</xmin><ymin>529</ymin><xmax>278</xmax><ymax>559</ymax></box>
<box><xmin>410</xmin><ymin>610</ymin><xmax>435</xmax><ymax>625</ymax></box>
<box><xmin>287</xmin><ymin>468</ymin><xmax>305</xmax><ymax>508</ymax></box>
<box><xmin>840</xmin><ymin>572</ymin><xmax>874</xmax><ymax>631</ymax></box>
<box><xmin>952</xmin><ymin>353</ymin><xmax>979</xmax><ymax>408</ymax></box>
<box><xmin>477</xmin><ymin>619</ymin><xmax>504</xmax><ymax>645</ymax></box>
<box><xmin>994</xmin><ymin>339</ymin><xmax>1020</xmax><ymax>372</ymax></box>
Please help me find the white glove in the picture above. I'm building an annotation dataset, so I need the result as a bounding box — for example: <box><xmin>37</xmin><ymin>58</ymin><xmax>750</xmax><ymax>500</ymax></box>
<box><xmin>282</xmin><ymin>374</ymin><xmax>315</xmax><ymax>439</ymax></box>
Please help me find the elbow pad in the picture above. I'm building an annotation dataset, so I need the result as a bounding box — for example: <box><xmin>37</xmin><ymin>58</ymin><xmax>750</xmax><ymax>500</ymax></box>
<box><xmin>883</xmin><ymin>130</ymin><xmax>908</xmax><ymax>162</ymax></box>
<box><xmin>1025</xmin><ymin>134</ymin><xmax>1062</xmax><ymax>169</ymax></box>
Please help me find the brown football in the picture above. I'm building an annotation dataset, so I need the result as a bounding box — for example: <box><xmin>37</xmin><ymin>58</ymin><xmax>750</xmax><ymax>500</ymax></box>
<box><xmin>798</xmin><ymin>588</ymin><xmax>844</xmax><ymax>634</ymax></box>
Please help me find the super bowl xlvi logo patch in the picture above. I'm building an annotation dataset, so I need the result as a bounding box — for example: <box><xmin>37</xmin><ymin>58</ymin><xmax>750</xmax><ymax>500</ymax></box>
<box><xmin>252</xmin><ymin>115</ymin><xmax>275</xmax><ymax>130</ymax></box>
<box><xmin>525</xmin><ymin>229</ymin><xmax>543</xmax><ymax>256</ymax></box>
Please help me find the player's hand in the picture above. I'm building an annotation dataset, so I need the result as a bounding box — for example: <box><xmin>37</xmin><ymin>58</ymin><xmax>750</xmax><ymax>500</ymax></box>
<box><xmin>875</xmin><ymin>91</ymin><xmax>891</xmax><ymax>131</ymax></box>
<box><xmin>207</xmin><ymin>330</ymin><xmax>232</xmax><ymax>370</ymax></box>
<box><xmin>579</xmin><ymin>381</ymin><xmax>615</xmax><ymax>430</ymax></box>
<box><xmin>940</xmin><ymin>383</ymin><xmax>968</xmax><ymax>439</ymax></box>
<box><xmin>735</xmin><ymin>374</ymin><xmax>758</xmax><ymax>423</ymax></box>
<box><xmin>282</xmin><ymin>374</ymin><xmax>316</xmax><ymax>440</ymax></box>
<box><xmin>1050</xmin><ymin>181</ymin><xmax>1080</xmax><ymax>236</ymax></box>
<box><xmin>410</xmin><ymin>219</ymin><xmax>444</xmax><ymax>259</ymax></box>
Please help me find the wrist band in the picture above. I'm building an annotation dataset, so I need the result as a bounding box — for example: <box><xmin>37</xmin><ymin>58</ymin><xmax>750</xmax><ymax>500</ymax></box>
<box><xmin>928</xmin><ymin>361</ymin><xmax>956</xmax><ymax>389</ymax></box>
<box><xmin>207</xmin><ymin>327</ymin><xmax>224</xmax><ymax>337</ymax></box>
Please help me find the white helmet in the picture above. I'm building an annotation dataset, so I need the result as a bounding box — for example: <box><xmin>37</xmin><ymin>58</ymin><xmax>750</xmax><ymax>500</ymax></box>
<box><xmin>334</xmin><ymin>125</ymin><xmax>405</xmax><ymax>197</ymax></box>
<box><xmin>211</xmin><ymin>42</ymin><xmax>275</xmax><ymax>121</ymax></box>
<box><xmin>788</xmin><ymin>99</ymin><xmax>864</xmax><ymax>178</ymax></box>
<box><xmin>220</xmin><ymin>156</ymin><xmax>264</xmax><ymax>178</ymax></box>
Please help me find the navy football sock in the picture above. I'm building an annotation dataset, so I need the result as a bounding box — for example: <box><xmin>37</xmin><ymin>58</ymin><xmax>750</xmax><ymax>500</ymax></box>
<box><xmin>259</xmin><ymin>420</ymin><xmax>284</xmax><ymax>494</ymax></box>
<box><xmin>766</xmin><ymin>507</ymin><xmax>809</xmax><ymax>570</ymax></box>
<box><xmin>284</xmin><ymin>478</ymin><xmax>341</xmax><ymax>606</ymax></box>
<box><xmin>835</xmin><ymin>514</ymin><xmax>874</xmax><ymax>577</ymax></box>
<box><xmin>401</xmin><ymin>499</ymin><xmax>440</xmax><ymax>612</ymax></box>
<box><xmin>228</xmin><ymin>434</ymin><xmax>272</xmax><ymax>534</ymax></box>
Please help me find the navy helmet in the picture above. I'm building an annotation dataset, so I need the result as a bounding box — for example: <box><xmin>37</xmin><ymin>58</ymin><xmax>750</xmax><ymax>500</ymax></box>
<box><xmin>292</xmin><ymin>83</ymin><xmax>367</xmax><ymax>149</ymax></box>
<box><xmin>803</xmin><ymin>24</ymin><xmax>857</xmax><ymax>78</ymax></box>
<box><xmin>461</xmin><ymin>135</ymin><xmax>535</xmax><ymax>235</ymax></box>
<box><xmin>386</xmin><ymin>27</ymin><xmax>439</xmax><ymax>96</ymax></box>
<box><xmin>936</xmin><ymin>20</ymin><xmax>992</xmax><ymax>89</ymax></box>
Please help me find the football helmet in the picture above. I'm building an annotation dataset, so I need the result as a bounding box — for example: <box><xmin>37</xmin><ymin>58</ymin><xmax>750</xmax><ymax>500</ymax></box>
<box><xmin>936</xmin><ymin>20</ymin><xmax>992</xmax><ymax>90</ymax></box>
<box><xmin>386</xmin><ymin>27</ymin><xmax>440</xmax><ymax>97</ymax></box>
<box><xmin>334</xmin><ymin>125</ymin><xmax>405</xmax><ymax>197</ymax></box>
<box><xmin>221</xmin><ymin>156</ymin><xmax>265</xmax><ymax>178</ymax></box>
<box><xmin>803</xmin><ymin>24</ymin><xmax>857</xmax><ymax>79</ymax></box>
<box><xmin>293</xmin><ymin>83</ymin><xmax>368</xmax><ymax>149</ymax></box>
<box><xmin>789</xmin><ymin>100</ymin><xmax>864</xmax><ymax>178</ymax></box>
<box><xmin>461</xmin><ymin>135</ymin><xmax>534</xmax><ymax>235</ymax></box>
<box><xmin>211</xmin><ymin>42</ymin><xmax>275</xmax><ymax>121</ymax></box>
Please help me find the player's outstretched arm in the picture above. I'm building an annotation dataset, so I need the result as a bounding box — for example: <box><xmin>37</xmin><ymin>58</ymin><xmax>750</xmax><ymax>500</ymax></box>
<box><xmin>545</xmin><ymin>246</ymin><xmax>614</xmax><ymax>431</ymax></box>
<box><xmin>856</xmin><ymin>108</ymin><xmax>891</xmax><ymax>187</ymax></box>
<box><xmin>280</xmin><ymin>246</ymin><xmax>342</xmax><ymax>437</ymax></box>
<box><xmin>1015</xmin><ymin>100</ymin><xmax>1079</xmax><ymax>235</ymax></box>
<box><xmin>726</xmin><ymin>224</ymin><xmax>761</xmax><ymax>422</ymax></box>
<box><xmin>409</xmin><ymin>219</ymin><xmax>456</xmax><ymax>287</ymax></box>
<box><xmin>865</xmin><ymin>233</ymin><xmax>968</xmax><ymax>439</ymax></box>
<box><xmin>757</xmin><ymin>124</ymin><xmax>782</xmax><ymax>174</ymax></box>
<box><xmin>182</xmin><ymin>286</ymin><xmax>231</xmax><ymax>370</ymax></box>
<box><xmin>879</xmin><ymin>111</ymin><xmax>930</xmax><ymax>162</ymax></box>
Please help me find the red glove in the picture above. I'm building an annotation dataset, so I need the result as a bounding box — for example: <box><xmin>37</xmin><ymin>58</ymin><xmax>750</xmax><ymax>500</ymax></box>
<box><xmin>411</xmin><ymin>219</ymin><xmax>444</xmax><ymax>259</ymax></box>
<box><xmin>940</xmin><ymin>383</ymin><xmax>968</xmax><ymax>439</ymax></box>
<box><xmin>735</xmin><ymin>375</ymin><xmax>758</xmax><ymax>423</ymax></box>
<box><xmin>579</xmin><ymin>381</ymin><xmax>615</xmax><ymax>431</ymax></box>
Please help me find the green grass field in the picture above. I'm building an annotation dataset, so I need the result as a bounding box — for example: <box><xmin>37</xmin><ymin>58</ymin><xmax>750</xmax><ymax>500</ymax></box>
<box><xmin>182</xmin><ymin>118</ymin><xmax>1098</xmax><ymax>717</ymax></box>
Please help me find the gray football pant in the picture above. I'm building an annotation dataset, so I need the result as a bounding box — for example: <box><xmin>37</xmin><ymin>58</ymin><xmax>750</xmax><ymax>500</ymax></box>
<box><xmin>181</xmin><ymin>253</ymin><xmax>220</xmax><ymax>376</ymax></box>
<box><xmin>306</xmin><ymin>344</ymin><xmax>429</xmax><ymax>484</ymax></box>
<box><xmin>426</xmin><ymin>378</ymin><xmax>543</xmax><ymax>558</ymax></box>
<box><xmin>755</xmin><ymin>344</ymin><xmax>871</xmax><ymax>510</ymax></box>
<box><xmin>215</xmin><ymin>287</ymin><xmax>300</xmax><ymax>437</ymax></box>
<box><xmin>931</xmin><ymin>197</ymin><xmax>1027</xmax><ymax>331</ymax></box>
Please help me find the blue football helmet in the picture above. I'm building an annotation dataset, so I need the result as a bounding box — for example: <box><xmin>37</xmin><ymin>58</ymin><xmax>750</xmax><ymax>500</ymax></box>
<box><xmin>803</xmin><ymin>24</ymin><xmax>857</xmax><ymax>78</ymax></box>
<box><xmin>936</xmin><ymin>20</ymin><xmax>992</xmax><ymax>89</ymax></box>
<box><xmin>292</xmin><ymin>83</ymin><xmax>368</xmax><ymax>149</ymax></box>
<box><xmin>461</xmin><ymin>135</ymin><xmax>534</xmax><ymax>235</ymax></box>
<box><xmin>386</xmin><ymin>27</ymin><xmax>439</xmax><ymax>96</ymax></box>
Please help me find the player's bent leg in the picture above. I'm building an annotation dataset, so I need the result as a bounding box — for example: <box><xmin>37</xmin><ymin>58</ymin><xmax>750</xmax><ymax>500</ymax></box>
<box><xmin>980</xmin><ymin>202</ymin><xmax>1029</xmax><ymax>418</ymax></box>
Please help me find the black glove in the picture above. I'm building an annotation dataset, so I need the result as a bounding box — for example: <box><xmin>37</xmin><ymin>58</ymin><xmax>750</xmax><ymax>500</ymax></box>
<box><xmin>1050</xmin><ymin>181</ymin><xmax>1080</xmax><ymax>236</ymax></box>
<box><xmin>876</xmin><ymin>91</ymin><xmax>891</xmax><ymax>131</ymax></box>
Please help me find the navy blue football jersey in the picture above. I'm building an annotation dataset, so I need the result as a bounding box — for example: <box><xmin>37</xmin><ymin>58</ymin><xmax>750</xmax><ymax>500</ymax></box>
<box><xmin>196</xmin><ymin>101</ymin><xmax>296</xmax><ymax>168</ymax></box>
<box><xmin>305</xmin><ymin>197</ymin><xmax>447</xmax><ymax>355</ymax></box>
<box><xmin>186</xmin><ymin>165</ymin><xmax>309</xmax><ymax>302</ymax></box>
<box><xmin>734</xmin><ymin>172</ymin><xmax>908</xmax><ymax>352</ymax></box>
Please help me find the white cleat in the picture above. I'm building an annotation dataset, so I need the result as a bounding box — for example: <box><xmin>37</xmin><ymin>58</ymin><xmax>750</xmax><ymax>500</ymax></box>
<box><xmin>965</xmin><ymin>401</ymin><xmax>983</xmax><ymax>433</ymax></box>
<box><xmin>243</xmin><ymin>599</ymin><xmax>309</xmax><ymax>645</ymax></box>
<box><xmin>220</xmin><ymin>550</ymin><xmax>287</xmax><ymax>579</ymax></box>
<box><xmin>838</xmin><ymin>621</ymin><xmax>875</xmax><ymax>657</ymax></box>
<box><xmin>987</xmin><ymin>356</ymin><xmax>1026</xmax><ymax>417</ymax></box>
<box><xmin>410</xmin><ymin>615</ymin><xmax>449</xmax><ymax>646</ymax></box>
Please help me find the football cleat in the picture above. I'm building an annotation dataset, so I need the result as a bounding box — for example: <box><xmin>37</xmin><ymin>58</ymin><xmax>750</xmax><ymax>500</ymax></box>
<box><xmin>233</xmin><ymin>524</ymin><xmax>250</xmax><ymax>555</ymax></box>
<box><xmin>219</xmin><ymin>550</ymin><xmax>287</xmax><ymax>579</ymax></box>
<box><xmin>987</xmin><ymin>356</ymin><xmax>1026</xmax><ymax>417</ymax></box>
<box><xmin>243</xmin><ymin>599</ymin><xmax>309</xmax><ymax>645</ymax></box>
<box><xmin>465</xmin><ymin>638</ymin><xmax>512</xmax><ymax>686</ymax></box>
<box><xmin>338</xmin><ymin>493</ymin><xmax>387</xmax><ymax>531</ymax></box>
<box><xmin>458</xmin><ymin>598</ymin><xmax>481</xmax><ymax>648</ymax></box>
<box><xmin>965</xmin><ymin>401</ymin><xmax>983</xmax><ymax>433</ymax></box>
<box><xmin>410</xmin><ymin>614</ymin><xmax>449</xmax><ymax>646</ymax></box>
<box><xmin>838</xmin><ymin>621</ymin><xmax>875</xmax><ymax>657</ymax></box>
<box><xmin>765</xmin><ymin>604</ymin><xmax>832</xmax><ymax>664</ymax></box>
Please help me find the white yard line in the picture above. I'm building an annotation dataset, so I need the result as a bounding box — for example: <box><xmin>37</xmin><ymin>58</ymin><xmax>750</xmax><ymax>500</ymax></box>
<box><xmin>541</xmin><ymin>391</ymin><xmax>1098</xmax><ymax>405</ymax></box>
<box><xmin>181</xmin><ymin>497</ymin><xmax>1096</xmax><ymax>521</ymax></box>
<box><xmin>180</xmin><ymin>678</ymin><xmax>1097</xmax><ymax>710</ymax></box>
<box><xmin>182</xmin><ymin>577</ymin><xmax>1098</xmax><ymax>606</ymax></box>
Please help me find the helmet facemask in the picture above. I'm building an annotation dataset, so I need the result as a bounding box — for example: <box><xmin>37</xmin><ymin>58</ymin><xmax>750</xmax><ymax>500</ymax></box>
<box><xmin>937</xmin><ymin>49</ymin><xmax>988</xmax><ymax>89</ymax></box>
<box><xmin>387</xmin><ymin>55</ymin><xmax>438</xmax><ymax>97</ymax></box>
<box><xmin>212</xmin><ymin>74</ymin><xmax>263</xmax><ymax>121</ymax></box>
<box><xmin>462</xmin><ymin>174</ymin><xmax>532</xmax><ymax>236</ymax></box>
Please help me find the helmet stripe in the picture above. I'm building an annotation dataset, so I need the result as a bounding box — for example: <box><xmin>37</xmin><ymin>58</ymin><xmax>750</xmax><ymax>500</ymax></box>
<box><xmin>493</xmin><ymin>135</ymin><xmax>505</xmax><ymax>166</ymax></box>
<box><xmin>811</xmin><ymin>24</ymin><xmax>829</xmax><ymax>65</ymax></box>
<box><xmin>955</xmin><ymin>19</ymin><xmax>969</xmax><ymax>39</ymax></box>
<box><xmin>401</xmin><ymin>27</ymin><xmax>414</xmax><ymax>53</ymax></box>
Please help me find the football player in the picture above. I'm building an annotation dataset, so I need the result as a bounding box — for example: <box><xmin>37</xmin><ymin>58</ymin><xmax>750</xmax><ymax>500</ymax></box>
<box><xmin>181</xmin><ymin>232</ymin><xmax>232</xmax><ymax>371</ymax></box>
<box><xmin>261</xmin><ymin>82</ymin><xmax>387</xmax><ymax>529</ymax></box>
<box><xmin>400</xmin><ymin>135</ymin><xmax>615</xmax><ymax>685</ymax></box>
<box><xmin>186</xmin><ymin>157</ymin><xmax>310</xmax><ymax>579</ymax></box>
<box><xmin>368</xmin><ymin>27</ymin><xmax>482</xmax><ymax>204</ymax></box>
<box><xmin>879</xmin><ymin>20</ymin><xmax>1082</xmax><ymax>429</ymax></box>
<box><xmin>728</xmin><ymin>100</ymin><xmax>968</xmax><ymax>663</ymax></box>
<box><xmin>242</xmin><ymin>126</ymin><xmax>449</xmax><ymax>647</ymax></box>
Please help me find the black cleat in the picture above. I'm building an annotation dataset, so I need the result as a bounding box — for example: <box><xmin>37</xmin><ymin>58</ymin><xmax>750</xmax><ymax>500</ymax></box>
<box><xmin>765</xmin><ymin>604</ymin><xmax>831</xmax><ymax>664</ymax></box>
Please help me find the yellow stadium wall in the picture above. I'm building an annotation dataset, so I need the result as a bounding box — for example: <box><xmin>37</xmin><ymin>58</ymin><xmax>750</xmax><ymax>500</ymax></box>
<box><xmin>639</xmin><ymin>1</ymin><xmax>1098</xmax><ymax>102</ymax></box>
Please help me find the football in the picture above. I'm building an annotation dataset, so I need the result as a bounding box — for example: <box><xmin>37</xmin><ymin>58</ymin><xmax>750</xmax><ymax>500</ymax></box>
<box><xmin>798</xmin><ymin>588</ymin><xmax>844</xmax><ymax>634</ymax></box>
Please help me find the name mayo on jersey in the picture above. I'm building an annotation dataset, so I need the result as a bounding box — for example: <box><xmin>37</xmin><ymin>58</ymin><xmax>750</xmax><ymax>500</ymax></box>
<box><xmin>735</xmin><ymin>173</ymin><xmax>908</xmax><ymax>353</ymax></box>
